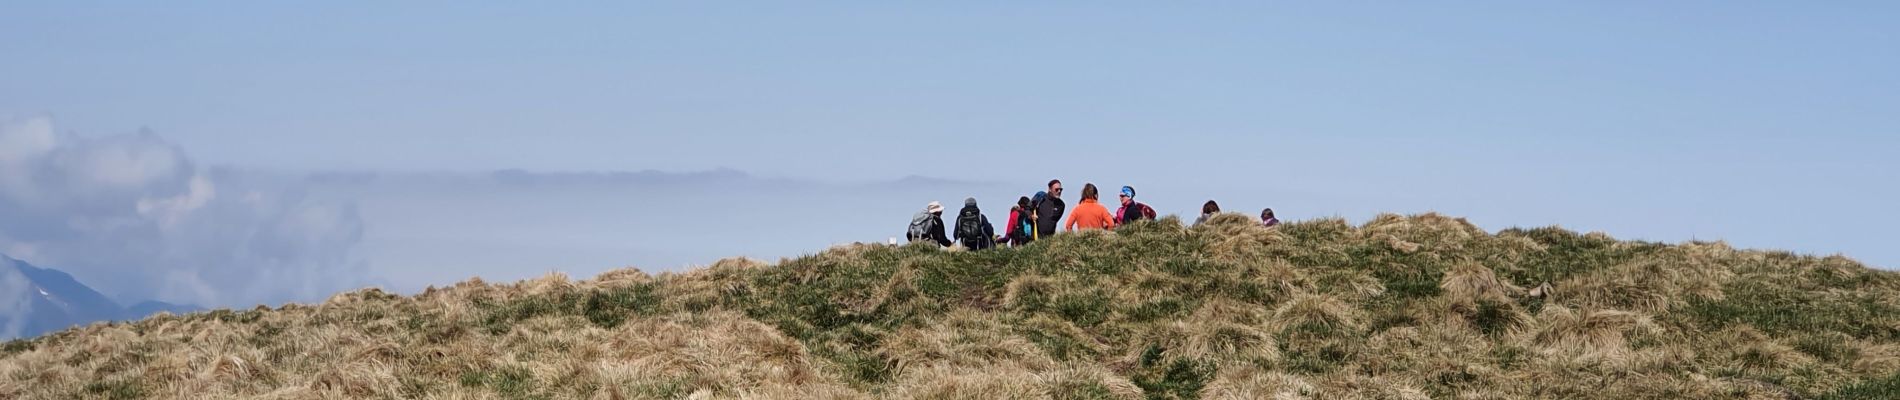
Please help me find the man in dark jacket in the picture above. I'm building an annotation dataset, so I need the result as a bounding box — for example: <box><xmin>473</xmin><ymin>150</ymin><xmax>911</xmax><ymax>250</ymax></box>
<box><xmin>1034</xmin><ymin>179</ymin><xmax>1066</xmax><ymax>240</ymax></box>
<box><xmin>953</xmin><ymin>197</ymin><xmax>996</xmax><ymax>250</ymax></box>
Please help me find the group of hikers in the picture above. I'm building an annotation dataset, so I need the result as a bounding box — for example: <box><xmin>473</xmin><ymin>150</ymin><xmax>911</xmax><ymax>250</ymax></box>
<box><xmin>906</xmin><ymin>179</ymin><xmax>1282</xmax><ymax>250</ymax></box>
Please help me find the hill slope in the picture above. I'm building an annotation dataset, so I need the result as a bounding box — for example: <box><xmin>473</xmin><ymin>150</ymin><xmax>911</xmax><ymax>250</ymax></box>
<box><xmin>3</xmin><ymin>213</ymin><xmax>1898</xmax><ymax>399</ymax></box>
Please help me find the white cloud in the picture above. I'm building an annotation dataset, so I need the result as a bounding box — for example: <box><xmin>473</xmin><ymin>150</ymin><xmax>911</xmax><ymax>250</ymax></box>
<box><xmin>56</xmin><ymin>130</ymin><xmax>188</xmax><ymax>189</ymax></box>
<box><xmin>0</xmin><ymin>117</ymin><xmax>370</xmax><ymax>308</ymax></box>
<box><xmin>136</xmin><ymin>174</ymin><xmax>216</xmax><ymax>228</ymax></box>
<box><xmin>0</xmin><ymin>118</ymin><xmax>55</xmax><ymax>163</ymax></box>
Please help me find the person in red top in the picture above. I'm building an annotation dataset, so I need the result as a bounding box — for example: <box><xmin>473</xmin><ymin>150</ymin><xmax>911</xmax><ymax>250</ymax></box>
<box><xmin>1001</xmin><ymin>196</ymin><xmax>1032</xmax><ymax>246</ymax></box>
<box><xmin>1065</xmin><ymin>183</ymin><xmax>1116</xmax><ymax>231</ymax></box>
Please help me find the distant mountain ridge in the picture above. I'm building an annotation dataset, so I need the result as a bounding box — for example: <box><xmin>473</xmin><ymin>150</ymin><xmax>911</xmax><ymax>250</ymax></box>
<box><xmin>0</xmin><ymin>255</ymin><xmax>203</xmax><ymax>340</ymax></box>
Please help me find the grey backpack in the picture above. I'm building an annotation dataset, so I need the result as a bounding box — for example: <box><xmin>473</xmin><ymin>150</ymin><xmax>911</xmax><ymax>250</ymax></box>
<box><xmin>907</xmin><ymin>213</ymin><xmax>935</xmax><ymax>242</ymax></box>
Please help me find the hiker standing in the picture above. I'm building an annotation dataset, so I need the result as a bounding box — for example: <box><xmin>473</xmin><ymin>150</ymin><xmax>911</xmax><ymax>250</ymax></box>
<box><xmin>1002</xmin><ymin>196</ymin><xmax>1033</xmax><ymax>246</ymax></box>
<box><xmin>1195</xmin><ymin>200</ymin><xmax>1221</xmax><ymax>226</ymax></box>
<box><xmin>1065</xmin><ymin>183</ymin><xmax>1116</xmax><ymax>231</ymax></box>
<box><xmin>1034</xmin><ymin>180</ymin><xmax>1067</xmax><ymax>239</ymax></box>
<box><xmin>1024</xmin><ymin>191</ymin><xmax>1047</xmax><ymax>243</ymax></box>
<box><xmin>1261</xmin><ymin>208</ymin><xmax>1280</xmax><ymax>228</ymax></box>
<box><xmin>1114</xmin><ymin>186</ymin><xmax>1156</xmax><ymax>226</ymax></box>
<box><xmin>907</xmin><ymin>201</ymin><xmax>952</xmax><ymax>246</ymax></box>
<box><xmin>953</xmin><ymin>198</ymin><xmax>996</xmax><ymax>250</ymax></box>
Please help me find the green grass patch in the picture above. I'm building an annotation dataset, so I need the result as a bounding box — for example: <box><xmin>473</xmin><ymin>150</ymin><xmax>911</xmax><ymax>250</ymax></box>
<box><xmin>0</xmin><ymin>339</ymin><xmax>32</xmax><ymax>356</ymax></box>
<box><xmin>1499</xmin><ymin>227</ymin><xmax>1664</xmax><ymax>285</ymax></box>
<box><xmin>582</xmin><ymin>283</ymin><xmax>663</xmax><ymax>328</ymax></box>
<box><xmin>1688</xmin><ymin>281</ymin><xmax>1900</xmax><ymax>339</ymax></box>
<box><xmin>1051</xmin><ymin>290</ymin><xmax>1114</xmax><ymax>328</ymax></box>
<box><xmin>1821</xmin><ymin>372</ymin><xmax>1900</xmax><ymax>400</ymax></box>
<box><xmin>1131</xmin><ymin>349</ymin><xmax>1217</xmax><ymax>400</ymax></box>
<box><xmin>474</xmin><ymin>284</ymin><xmax>664</xmax><ymax>334</ymax></box>
<box><xmin>83</xmin><ymin>378</ymin><xmax>144</xmax><ymax>400</ymax></box>
<box><xmin>461</xmin><ymin>365</ymin><xmax>542</xmax><ymax>399</ymax></box>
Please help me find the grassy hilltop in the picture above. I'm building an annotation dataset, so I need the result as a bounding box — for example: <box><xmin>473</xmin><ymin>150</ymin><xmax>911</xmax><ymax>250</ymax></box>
<box><xmin>3</xmin><ymin>213</ymin><xmax>1898</xmax><ymax>399</ymax></box>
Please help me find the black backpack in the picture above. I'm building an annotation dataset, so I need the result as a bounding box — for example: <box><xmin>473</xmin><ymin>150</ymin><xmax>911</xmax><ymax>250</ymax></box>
<box><xmin>1014</xmin><ymin>209</ymin><xmax>1035</xmax><ymax>242</ymax></box>
<box><xmin>956</xmin><ymin>209</ymin><xmax>985</xmax><ymax>244</ymax></box>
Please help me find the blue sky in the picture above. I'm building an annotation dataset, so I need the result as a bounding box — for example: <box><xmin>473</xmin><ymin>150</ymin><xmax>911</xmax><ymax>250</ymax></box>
<box><xmin>2</xmin><ymin>2</ymin><xmax>1896</xmax><ymax>308</ymax></box>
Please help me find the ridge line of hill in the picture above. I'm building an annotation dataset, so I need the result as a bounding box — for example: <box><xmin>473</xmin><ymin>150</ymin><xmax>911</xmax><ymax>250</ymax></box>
<box><xmin>3</xmin><ymin>212</ymin><xmax>1897</xmax><ymax>399</ymax></box>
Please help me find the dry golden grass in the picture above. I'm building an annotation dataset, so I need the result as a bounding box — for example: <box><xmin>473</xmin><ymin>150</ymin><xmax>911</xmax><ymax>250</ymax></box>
<box><xmin>4</xmin><ymin>213</ymin><xmax>1898</xmax><ymax>399</ymax></box>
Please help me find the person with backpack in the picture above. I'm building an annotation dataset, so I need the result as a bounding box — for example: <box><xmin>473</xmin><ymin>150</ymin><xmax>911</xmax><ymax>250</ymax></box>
<box><xmin>1195</xmin><ymin>200</ymin><xmax>1221</xmax><ymax>226</ymax></box>
<box><xmin>1033</xmin><ymin>180</ymin><xmax>1066</xmax><ymax>239</ymax></box>
<box><xmin>1114</xmin><ymin>186</ymin><xmax>1156</xmax><ymax>226</ymax></box>
<box><xmin>907</xmin><ymin>201</ymin><xmax>951</xmax><ymax>246</ymax></box>
<box><xmin>1261</xmin><ymin>208</ymin><xmax>1280</xmax><ymax>228</ymax></box>
<box><xmin>1002</xmin><ymin>196</ymin><xmax>1033</xmax><ymax>246</ymax></box>
<box><xmin>1065</xmin><ymin>183</ymin><xmax>1116</xmax><ymax>231</ymax></box>
<box><xmin>953</xmin><ymin>197</ymin><xmax>996</xmax><ymax>250</ymax></box>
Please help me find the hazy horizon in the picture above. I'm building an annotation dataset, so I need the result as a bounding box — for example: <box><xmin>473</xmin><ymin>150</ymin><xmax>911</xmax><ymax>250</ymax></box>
<box><xmin>3</xmin><ymin>116</ymin><xmax>1891</xmax><ymax>311</ymax></box>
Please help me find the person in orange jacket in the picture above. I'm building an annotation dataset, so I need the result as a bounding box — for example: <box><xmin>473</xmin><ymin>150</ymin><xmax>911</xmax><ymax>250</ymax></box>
<box><xmin>1065</xmin><ymin>183</ymin><xmax>1116</xmax><ymax>231</ymax></box>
